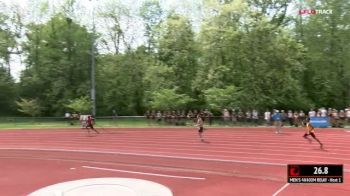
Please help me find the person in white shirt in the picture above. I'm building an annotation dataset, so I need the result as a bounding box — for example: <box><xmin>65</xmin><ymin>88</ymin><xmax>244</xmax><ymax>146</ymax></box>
<box><xmin>223</xmin><ymin>109</ymin><xmax>230</xmax><ymax>122</ymax></box>
<box><xmin>287</xmin><ymin>110</ymin><xmax>293</xmax><ymax>126</ymax></box>
<box><xmin>320</xmin><ymin>108</ymin><xmax>327</xmax><ymax>117</ymax></box>
<box><xmin>346</xmin><ymin>108</ymin><xmax>350</xmax><ymax>123</ymax></box>
<box><xmin>245</xmin><ymin>110</ymin><xmax>252</xmax><ymax>123</ymax></box>
<box><xmin>308</xmin><ymin>109</ymin><xmax>316</xmax><ymax>118</ymax></box>
<box><xmin>252</xmin><ymin>109</ymin><xmax>259</xmax><ymax>124</ymax></box>
<box><xmin>264</xmin><ymin>110</ymin><xmax>271</xmax><ymax>126</ymax></box>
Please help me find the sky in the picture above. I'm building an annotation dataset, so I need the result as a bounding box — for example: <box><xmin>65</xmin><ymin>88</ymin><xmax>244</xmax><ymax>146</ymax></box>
<box><xmin>0</xmin><ymin>0</ymin><xmax>306</xmax><ymax>80</ymax></box>
<box><xmin>0</xmin><ymin>0</ymin><xmax>199</xmax><ymax>80</ymax></box>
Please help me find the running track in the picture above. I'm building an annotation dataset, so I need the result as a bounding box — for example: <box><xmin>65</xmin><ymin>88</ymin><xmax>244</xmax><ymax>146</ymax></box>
<box><xmin>0</xmin><ymin>127</ymin><xmax>349</xmax><ymax>196</ymax></box>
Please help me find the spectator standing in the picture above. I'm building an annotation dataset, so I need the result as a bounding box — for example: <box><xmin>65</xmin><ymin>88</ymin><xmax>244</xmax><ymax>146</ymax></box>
<box><xmin>187</xmin><ymin>110</ymin><xmax>194</xmax><ymax>122</ymax></box>
<box><xmin>145</xmin><ymin>110</ymin><xmax>150</xmax><ymax>119</ymax></box>
<box><xmin>320</xmin><ymin>108</ymin><xmax>327</xmax><ymax>117</ymax></box>
<box><xmin>339</xmin><ymin>110</ymin><xmax>345</xmax><ymax>120</ymax></box>
<box><xmin>281</xmin><ymin>110</ymin><xmax>287</xmax><ymax>125</ymax></box>
<box><xmin>156</xmin><ymin>111</ymin><xmax>162</xmax><ymax>123</ymax></box>
<box><xmin>287</xmin><ymin>110</ymin><xmax>293</xmax><ymax>126</ymax></box>
<box><xmin>204</xmin><ymin>109</ymin><xmax>212</xmax><ymax>125</ymax></box>
<box><xmin>293</xmin><ymin>111</ymin><xmax>299</xmax><ymax>127</ymax></box>
<box><xmin>112</xmin><ymin>109</ymin><xmax>117</xmax><ymax>120</ymax></box>
<box><xmin>231</xmin><ymin>109</ymin><xmax>237</xmax><ymax>122</ymax></box>
<box><xmin>331</xmin><ymin>109</ymin><xmax>339</xmax><ymax>127</ymax></box>
<box><xmin>236</xmin><ymin>109</ymin><xmax>243</xmax><ymax>122</ymax></box>
<box><xmin>299</xmin><ymin>110</ymin><xmax>306</xmax><ymax>123</ymax></box>
<box><xmin>264</xmin><ymin>109</ymin><xmax>271</xmax><ymax>126</ymax></box>
<box><xmin>272</xmin><ymin>110</ymin><xmax>282</xmax><ymax>134</ymax></box>
<box><xmin>65</xmin><ymin>112</ymin><xmax>72</xmax><ymax>125</ymax></box>
<box><xmin>252</xmin><ymin>109</ymin><xmax>259</xmax><ymax>125</ymax></box>
<box><xmin>151</xmin><ymin>110</ymin><xmax>156</xmax><ymax>120</ymax></box>
<box><xmin>245</xmin><ymin>110</ymin><xmax>252</xmax><ymax>123</ymax></box>
<box><xmin>339</xmin><ymin>110</ymin><xmax>345</xmax><ymax>127</ymax></box>
<box><xmin>308</xmin><ymin>109</ymin><xmax>316</xmax><ymax>118</ymax></box>
<box><xmin>223</xmin><ymin>109</ymin><xmax>230</xmax><ymax>124</ymax></box>
<box><xmin>346</xmin><ymin>108</ymin><xmax>350</xmax><ymax>124</ymax></box>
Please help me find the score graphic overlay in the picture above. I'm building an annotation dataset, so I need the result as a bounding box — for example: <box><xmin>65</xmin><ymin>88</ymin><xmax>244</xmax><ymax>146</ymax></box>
<box><xmin>288</xmin><ymin>164</ymin><xmax>343</xmax><ymax>183</ymax></box>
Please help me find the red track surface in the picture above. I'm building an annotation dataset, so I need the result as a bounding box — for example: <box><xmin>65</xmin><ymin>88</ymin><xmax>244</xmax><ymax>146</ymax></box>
<box><xmin>0</xmin><ymin>127</ymin><xmax>349</xmax><ymax>196</ymax></box>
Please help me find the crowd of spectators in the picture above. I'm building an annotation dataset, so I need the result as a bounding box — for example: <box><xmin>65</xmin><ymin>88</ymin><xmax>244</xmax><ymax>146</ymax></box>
<box><xmin>144</xmin><ymin>109</ymin><xmax>213</xmax><ymax>126</ymax></box>
<box><xmin>144</xmin><ymin>107</ymin><xmax>350</xmax><ymax>127</ymax></box>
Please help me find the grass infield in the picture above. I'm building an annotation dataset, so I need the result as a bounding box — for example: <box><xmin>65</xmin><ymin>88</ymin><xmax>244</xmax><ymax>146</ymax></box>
<box><xmin>0</xmin><ymin>118</ymin><xmax>270</xmax><ymax>129</ymax></box>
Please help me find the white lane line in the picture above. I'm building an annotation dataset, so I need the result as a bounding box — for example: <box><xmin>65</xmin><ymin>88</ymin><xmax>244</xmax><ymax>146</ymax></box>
<box><xmin>82</xmin><ymin>165</ymin><xmax>206</xmax><ymax>180</ymax></box>
<box><xmin>1</xmin><ymin>146</ymin><xmax>349</xmax><ymax>163</ymax></box>
<box><xmin>272</xmin><ymin>183</ymin><xmax>290</xmax><ymax>196</ymax></box>
<box><xmin>0</xmin><ymin>147</ymin><xmax>286</xmax><ymax>166</ymax></box>
<box><xmin>2</xmin><ymin>134</ymin><xmax>350</xmax><ymax>144</ymax></box>
<box><xmin>2</xmin><ymin>137</ymin><xmax>350</xmax><ymax>148</ymax></box>
<box><xmin>44</xmin><ymin>144</ymin><xmax>350</xmax><ymax>160</ymax></box>
<box><xmin>2</xmin><ymin>147</ymin><xmax>350</xmax><ymax>168</ymax></box>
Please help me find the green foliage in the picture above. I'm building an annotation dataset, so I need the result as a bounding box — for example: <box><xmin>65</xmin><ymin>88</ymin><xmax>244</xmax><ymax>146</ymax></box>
<box><xmin>203</xmin><ymin>86</ymin><xmax>242</xmax><ymax>111</ymax></box>
<box><xmin>65</xmin><ymin>96</ymin><xmax>91</xmax><ymax>114</ymax></box>
<box><xmin>0</xmin><ymin>0</ymin><xmax>349</xmax><ymax>117</ymax></box>
<box><xmin>0</xmin><ymin>13</ymin><xmax>16</xmax><ymax>65</ymax></box>
<box><xmin>19</xmin><ymin>14</ymin><xmax>93</xmax><ymax>116</ymax></box>
<box><xmin>96</xmin><ymin>47</ymin><xmax>147</xmax><ymax>115</ymax></box>
<box><xmin>158</xmin><ymin>14</ymin><xmax>198</xmax><ymax>95</ymax></box>
<box><xmin>299</xmin><ymin>0</ymin><xmax>350</xmax><ymax>108</ymax></box>
<box><xmin>148</xmin><ymin>88</ymin><xmax>193</xmax><ymax>110</ymax></box>
<box><xmin>0</xmin><ymin>67</ymin><xmax>17</xmax><ymax>115</ymax></box>
<box><xmin>16</xmin><ymin>98</ymin><xmax>42</xmax><ymax>117</ymax></box>
<box><xmin>140</xmin><ymin>0</ymin><xmax>163</xmax><ymax>52</ymax></box>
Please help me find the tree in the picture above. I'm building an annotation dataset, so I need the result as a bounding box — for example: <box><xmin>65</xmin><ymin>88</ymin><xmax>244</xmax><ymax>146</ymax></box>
<box><xmin>96</xmin><ymin>47</ymin><xmax>147</xmax><ymax>115</ymax></box>
<box><xmin>65</xmin><ymin>96</ymin><xmax>91</xmax><ymax>114</ymax></box>
<box><xmin>19</xmin><ymin>14</ymin><xmax>93</xmax><ymax>116</ymax></box>
<box><xmin>0</xmin><ymin>67</ymin><xmax>17</xmax><ymax>115</ymax></box>
<box><xmin>158</xmin><ymin>13</ymin><xmax>198</xmax><ymax>95</ymax></box>
<box><xmin>97</xmin><ymin>0</ymin><xmax>131</xmax><ymax>54</ymax></box>
<box><xmin>196</xmin><ymin>0</ymin><xmax>309</xmax><ymax>110</ymax></box>
<box><xmin>0</xmin><ymin>13</ymin><xmax>17</xmax><ymax>73</ymax></box>
<box><xmin>203</xmin><ymin>86</ymin><xmax>242</xmax><ymax>112</ymax></box>
<box><xmin>16</xmin><ymin>98</ymin><xmax>42</xmax><ymax>117</ymax></box>
<box><xmin>298</xmin><ymin>0</ymin><xmax>350</xmax><ymax>108</ymax></box>
<box><xmin>148</xmin><ymin>88</ymin><xmax>193</xmax><ymax>110</ymax></box>
<box><xmin>140</xmin><ymin>0</ymin><xmax>163</xmax><ymax>53</ymax></box>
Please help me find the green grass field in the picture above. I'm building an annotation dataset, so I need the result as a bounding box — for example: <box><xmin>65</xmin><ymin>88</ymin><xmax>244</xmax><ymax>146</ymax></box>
<box><xmin>0</xmin><ymin>117</ymin><xmax>267</xmax><ymax>129</ymax></box>
<box><xmin>0</xmin><ymin>118</ymin><xmax>197</xmax><ymax>129</ymax></box>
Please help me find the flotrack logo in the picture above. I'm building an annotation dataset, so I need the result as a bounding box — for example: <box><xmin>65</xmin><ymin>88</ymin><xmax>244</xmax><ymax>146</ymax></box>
<box><xmin>299</xmin><ymin>9</ymin><xmax>333</xmax><ymax>15</ymax></box>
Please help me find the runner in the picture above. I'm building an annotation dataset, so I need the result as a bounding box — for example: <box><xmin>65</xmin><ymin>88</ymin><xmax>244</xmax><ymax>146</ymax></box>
<box><xmin>86</xmin><ymin>115</ymin><xmax>99</xmax><ymax>135</ymax></box>
<box><xmin>303</xmin><ymin>117</ymin><xmax>323</xmax><ymax>149</ymax></box>
<box><xmin>196</xmin><ymin>114</ymin><xmax>205</xmax><ymax>142</ymax></box>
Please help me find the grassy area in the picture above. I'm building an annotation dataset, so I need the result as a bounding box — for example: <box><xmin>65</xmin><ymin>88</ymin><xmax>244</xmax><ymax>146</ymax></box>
<box><xmin>0</xmin><ymin>117</ymin><xmax>268</xmax><ymax>129</ymax></box>
<box><xmin>0</xmin><ymin>118</ymin><xmax>189</xmax><ymax>129</ymax></box>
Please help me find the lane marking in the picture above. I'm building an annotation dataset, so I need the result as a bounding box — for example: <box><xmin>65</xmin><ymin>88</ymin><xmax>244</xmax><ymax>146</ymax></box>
<box><xmin>28</xmin><ymin>144</ymin><xmax>350</xmax><ymax>159</ymax></box>
<box><xmin>0</xmin><ymin>156</ymin><xmax>283</xmax><ymax>181</ymax></box>
<box><xmin>0</xmin><ymin>147</ymin><xmax>287</xmax><ymax>166</ymax></box>
<box><xmin>272</xmin><ymin>183</ymin><xmax>289</xmax><ymax>196</ymax></box>
<box><xmin>82</xmin><ymin>165</ymin><xmax>206</xmax><ymax>180</ymax></box>
<box><xmin>1</xmin><ymin>148</ymin><xmax>350</xmax><ymax>169</ymax></box>
<box><xmin>2</xmin><ymin>138</ymin><xmax>350</xmax><ymax>151</ymax></box>
<box><xmin>1</xmin><ymin>146</ymin><xmax>349</xmax><ymax>163</ymax></box>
